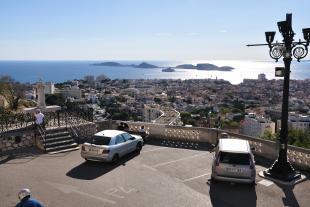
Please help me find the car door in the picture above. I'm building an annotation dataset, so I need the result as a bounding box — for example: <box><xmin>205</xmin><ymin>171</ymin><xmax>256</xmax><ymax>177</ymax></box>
<box><xmin>122</xmin><ymin>133</ymin><xmax>136</xmax><ymax>153</ymax></box>
<box><xmin>114</xmin><ymin>135</ymin><xmax>127</xmax><ymax>157</ymax></box>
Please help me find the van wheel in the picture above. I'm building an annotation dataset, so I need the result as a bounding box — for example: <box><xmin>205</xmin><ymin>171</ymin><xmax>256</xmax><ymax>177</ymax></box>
<box><xmin>211</xmin><ymin>177</ymin><xmax>218</xmax><ymax>183</ymax></box>
<box><xmin>136</xmin><ymin>142</ymin><xmax>142</xmax><ymax>153</ymax></box>
<box><xmin>112</xmin><ymin>154</ymin><xmax>119</xmax><ymax>164</ymax></box>
<box><xmin>250</xmin><ymin>181</ymin><xmax>256</xmax><ymax>187</ymax></box>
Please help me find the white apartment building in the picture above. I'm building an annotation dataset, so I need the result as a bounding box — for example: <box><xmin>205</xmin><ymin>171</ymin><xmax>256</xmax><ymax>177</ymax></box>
<box><xmin>241</xmin><ymin>113</ymin><xmax>275</xmax><ymax>137</ymax></box>
<box><xmin>56</xmin><ymin>86</ymin><xmax>82</xmax><ymax>99</ymax></box>
<box><xmin>143</xmin><ymin>104</ymin><xmax>162</xmax><ymax>122</ymax></box>
<box><xmin>44</xmin><ymin>82</ymin><xmax>55</xmax><ymax>94</ymax></box>
<box><xmin>278</xmin><ymin>113</ymin><xmax>310</xmax><ymax>132</ymax></box>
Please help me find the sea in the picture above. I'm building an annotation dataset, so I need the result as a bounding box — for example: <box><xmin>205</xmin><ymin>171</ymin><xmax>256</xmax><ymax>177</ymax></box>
<box><xmin>0</xmin><ymin>60</ymin><xmax>310</xmax><ymax>85</ymax></box>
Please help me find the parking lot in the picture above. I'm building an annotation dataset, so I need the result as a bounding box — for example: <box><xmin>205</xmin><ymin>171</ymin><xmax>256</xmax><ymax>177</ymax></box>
<box><xmin>1</xmin><ymin>139</ymin><xmax>309</xmax><ymax>207</ymax></box>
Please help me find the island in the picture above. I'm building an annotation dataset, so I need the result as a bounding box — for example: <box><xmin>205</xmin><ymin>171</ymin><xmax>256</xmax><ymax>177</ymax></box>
<box><xmin>175</xmin><ymin>63</ymin><xmax>234</xmax><ymax>71</ymax></box>
<box><xmin>92</xmin><ymin>61</ymin><xmax>158</xmax><ymax>68</ymax></box>
<box><xmin>162</xmin><ymin>67</ymin><xmax>175</xmax><ymax>72</ymax></box>
<box><xmin>175</xmin><ymin>64</ymin><xmax>196</xmax><ymax>69</ymax></box>
<box><xmin>92</xmin><ymin>62</ymin><xmax>124</xmax><ymax>67</ymax></box>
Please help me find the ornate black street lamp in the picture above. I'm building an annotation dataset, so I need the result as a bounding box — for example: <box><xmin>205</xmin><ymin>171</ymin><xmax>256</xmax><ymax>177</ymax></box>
<box><xmin>247</xmin><ymin>13</ymin><xmax>310</xmax><ymax>181</ymax></box>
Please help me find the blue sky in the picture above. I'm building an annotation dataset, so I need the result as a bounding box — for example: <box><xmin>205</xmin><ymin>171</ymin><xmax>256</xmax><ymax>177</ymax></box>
<box><xmin>0</xmin><ymin>0</ymin><xmax>309</xmax><ymax>61</ymax></box>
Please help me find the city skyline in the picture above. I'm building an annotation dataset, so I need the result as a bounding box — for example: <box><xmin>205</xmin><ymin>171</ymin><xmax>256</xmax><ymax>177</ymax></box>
<box><xmin>0</xmin><ymin>0</ymin><xmax>310</xmax><ymax>61</ymax></box>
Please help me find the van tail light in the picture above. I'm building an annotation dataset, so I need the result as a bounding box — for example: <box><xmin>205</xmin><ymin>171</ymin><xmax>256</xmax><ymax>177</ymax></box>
<box><xmin>82</xmin><ymin>146</ymin><xmax>85</xmax><ymax>151</ymax></box>
<box><xmin>102</xmin><ymin>149</ymin><xmax>110</xmax><ymax>154</ymax></box>
<box><xmin>250</xmin><ymin>158</ymin><xmax>254</xmax><ymax>169</ymax></box>
<box><xmin>216</xmin><ymin>152</ymin><xmax>221</xmax><ymax>166</ymax></box>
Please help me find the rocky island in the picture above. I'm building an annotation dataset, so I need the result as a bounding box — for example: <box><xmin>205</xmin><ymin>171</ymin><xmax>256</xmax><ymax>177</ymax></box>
<box><xmin>92</xmin><ymin>61</ymin><xmax>158</xmax><ymax>68</ymax></box>
<box><xmin>162</xmin><ymin>67</ymin><xmax>175</xmax><ymax>72</ymax></box>
<box><xmin>176</xmin><ymin>63</ymin><xmax>234</xmax><ymax>71</ymax></box>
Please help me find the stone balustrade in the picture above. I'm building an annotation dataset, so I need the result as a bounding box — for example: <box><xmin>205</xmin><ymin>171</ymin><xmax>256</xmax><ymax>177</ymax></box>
<box><xmin>1</xmin><ymin>119</ymin><xmax>309</xmax><ymax>170</ymax></box>
<box><xmin>101</xmin><ymin>121</ymin><xmax>309</xmax><ymax>170</ymax></box>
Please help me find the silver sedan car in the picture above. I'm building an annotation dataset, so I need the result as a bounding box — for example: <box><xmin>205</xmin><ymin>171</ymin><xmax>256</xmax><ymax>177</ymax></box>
<box><xmin>81</xmin><ymin>130</ymin><xmax>143</xmax><ymax>163</ymax></box>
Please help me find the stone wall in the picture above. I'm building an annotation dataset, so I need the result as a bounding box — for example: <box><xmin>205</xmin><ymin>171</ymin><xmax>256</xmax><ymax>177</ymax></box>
<box><xmin>0</xmin><ymin>130</ymin><xmax>36</xmax><ymax>154</ymax></box>
<box><xmin>119</xmin><ymin>121</ymin><xmax>310</xmax><ymax>170</ymax></box>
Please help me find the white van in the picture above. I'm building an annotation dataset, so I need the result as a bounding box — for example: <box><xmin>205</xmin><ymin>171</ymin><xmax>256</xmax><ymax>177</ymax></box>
<box><xmin>211</xmin><ymin>138</ymin><xmax>256</xmax><ymax>185</ymax></box>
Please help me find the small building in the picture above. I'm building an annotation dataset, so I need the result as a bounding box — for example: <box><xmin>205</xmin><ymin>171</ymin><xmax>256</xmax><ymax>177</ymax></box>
<box><xmin>240</xmin><ymin>113</ymin><xmax>275</xmax><ymax>137</ymax></box>
<box><xmin>44</xmin><ymin>82</ymin><xmax>55</xmax><ymax>94</ymax></box>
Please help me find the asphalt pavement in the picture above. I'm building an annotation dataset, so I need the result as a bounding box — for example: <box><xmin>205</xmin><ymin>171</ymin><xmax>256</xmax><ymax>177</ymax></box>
<box><xmin>0</xmin><ymin>139</ymin><xmax>309</xmax><ymax>207</ymax></box>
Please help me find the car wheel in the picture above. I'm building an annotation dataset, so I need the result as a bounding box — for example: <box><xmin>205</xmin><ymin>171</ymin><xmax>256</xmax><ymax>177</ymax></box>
<box><xmin>136</xmin><ymin>142</ymin><xmax>143</xmax><ymax>153</ymax></box>
<box><xmin>112</xmin><ymin>154</ymin><xmax>119</xmax><ymax>164</ymax></box>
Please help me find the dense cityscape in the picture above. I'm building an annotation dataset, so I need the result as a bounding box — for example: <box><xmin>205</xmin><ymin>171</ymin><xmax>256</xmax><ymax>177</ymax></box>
<box><xmin>1</xmin><ymin>73</ymin><xmax>309</xmax><ymax>148</ymax></box>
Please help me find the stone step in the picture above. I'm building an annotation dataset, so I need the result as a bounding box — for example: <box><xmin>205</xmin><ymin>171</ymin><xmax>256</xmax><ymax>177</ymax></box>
<box><xmin>45</xmin><ymin>143</ymin><xmax>79</xmax><ymax>153</ymax></box>
<box><xmin>44</xmin><ymin>135</ymin><xmax>72</xmax><ymax>142</ymax></box>
<box><xmin>44</xmin><ymin>139</ymin><xmax>75</xmax><ymax>148</ymax></box>
<box><xmin>47</xmin><ymin>146</ymin><xmax>80</xmax><ymax>154</ymax></box>
<box><xmin>45</xmin><ymin>131</ymin><xmax>70</xmax><ymax>139</ymax></box>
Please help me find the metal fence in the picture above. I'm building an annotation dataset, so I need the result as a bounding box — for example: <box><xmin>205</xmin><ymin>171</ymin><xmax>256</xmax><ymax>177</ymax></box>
<box><xmin>0</xmin><ymin>107</ymin><xmax>93</xmax><ymax>134</ymax></box>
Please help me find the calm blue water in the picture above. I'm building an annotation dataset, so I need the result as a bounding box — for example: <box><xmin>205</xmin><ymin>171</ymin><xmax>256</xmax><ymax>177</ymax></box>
<box><xmin>0</xmin><ymin>60</ymin><xmax>309</xmax><ymax>84</ymax></box>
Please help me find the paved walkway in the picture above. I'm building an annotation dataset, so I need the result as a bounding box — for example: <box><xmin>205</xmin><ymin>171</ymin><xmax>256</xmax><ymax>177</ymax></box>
<box><xmin>0</xmin><ymin>140</ymin><xmax>309</xmax><ymax>207</ymax></box>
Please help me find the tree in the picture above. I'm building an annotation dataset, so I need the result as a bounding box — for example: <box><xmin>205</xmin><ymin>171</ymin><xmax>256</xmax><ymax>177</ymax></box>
<box><xmin>260</xmin><ymin>129</ymin><xmax>276</xmax><ymax>141</ymax></box>
<box><xmin>46</xmin><ymin>94</ymin><xmax>66</xmax><ymax>106</ymax></box>
<box><xmin>180</xmin><ymin>112</ymin><xmax>196</xmax><ymax>126</ymax></box>
<box><xmin>154</xmin><ymin>97</ymin><xmax>161</xmax><ymax>104</ymax></box>
<box><xmin>232</xmin><ymin>100</ymin><xmax>245</xmax><ymax>113</ymax></box>
<box><xmin>0</xmin><ymin>76</ymin><xmax>25</xmax><ymax>111</ymax></box>
<box><xmin>287</xmin><ymin>129</ymin><xmax>310</xmax><ymax>149</ymax></box>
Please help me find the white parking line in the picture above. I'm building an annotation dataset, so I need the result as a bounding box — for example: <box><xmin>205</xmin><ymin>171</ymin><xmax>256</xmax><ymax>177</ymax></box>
<box><xmin>182</xmin><ymin>173</ymin><xmax>211</xmax><ymax>182</ymax></box>
<box><xmin>258</xmin><ymin>179</ymin><xmax>274</xmax><ymax>187</ymax></box>
<box><xmin>141</xmin><ymin>147</ymin><xmax>167</xmax><ymax>153</ymax></box>
<box><xmin>152</xmin><ymin>152</ymin><xmax>208</xmax><ymax>168</ymax></box>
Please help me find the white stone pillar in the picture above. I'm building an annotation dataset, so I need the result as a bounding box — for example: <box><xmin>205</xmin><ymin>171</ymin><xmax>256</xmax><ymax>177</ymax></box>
<box><xmin>36</xmin><ymin>80</ymin><xmax>46</xmax><ymax>108</ymax></box>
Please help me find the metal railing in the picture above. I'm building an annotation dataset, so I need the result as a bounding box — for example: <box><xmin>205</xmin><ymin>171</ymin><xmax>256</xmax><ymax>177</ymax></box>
<box><xmin>36</xmin><ymin>124</ymin><xmax>47</xmax><ymax>152</ymax></box>
<box><xmin>0</xmin><ymin>107</ymin><xmax>93</xmax><ymax>134</ymax></box>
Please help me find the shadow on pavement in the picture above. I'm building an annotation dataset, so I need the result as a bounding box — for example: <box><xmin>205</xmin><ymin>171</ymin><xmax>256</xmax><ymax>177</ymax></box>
<box><xmin>275</xmin><ymin>183</ymin><xmax>300</xmax><ymax>207</ymax></box>
<box><xmin>209</xmin><ymin>181</ymin><xmax>257</xmax><ymax>207</ymax></box>
<box><xmin>146</xmin><ymin>138</ymin><xmax>214</xmax><ymax>151</ymax></box>
<box><xmin>0</xmin><ymin>147</ymin><xmax>42</xmax><ymax>165</ymax></box>
<box><xmin>66</xmin><ymin>151</ymin><xmax>139</xmax><ymax>180</ymax></box>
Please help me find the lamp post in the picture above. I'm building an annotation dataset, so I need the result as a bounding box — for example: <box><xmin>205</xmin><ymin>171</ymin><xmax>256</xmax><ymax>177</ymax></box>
<box><xmin>247</xmin><ymin>13</ymin><xmax>310</xmax><ymax>181</ymax></box>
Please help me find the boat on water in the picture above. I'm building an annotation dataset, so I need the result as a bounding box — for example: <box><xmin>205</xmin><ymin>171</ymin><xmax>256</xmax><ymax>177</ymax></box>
<box><xmin>162</xmin><ymin>67</ymin><xmax>175</xmax><ymax>72</ymax></box>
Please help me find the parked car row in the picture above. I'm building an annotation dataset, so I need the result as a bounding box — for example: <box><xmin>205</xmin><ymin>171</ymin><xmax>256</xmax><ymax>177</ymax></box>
<box><xmin>80</xmin><ymin>130</ymin><xmax>256</xmax><ymax>185</ymax></box>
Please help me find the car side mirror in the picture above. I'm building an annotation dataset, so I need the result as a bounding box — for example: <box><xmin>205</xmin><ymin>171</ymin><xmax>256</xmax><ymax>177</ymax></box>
<box><xmin>129</xmin><ymin>137</ymin><xmax>135</xmax><ymax>140</ymax></box>
<box><xmin>251</xmin><ymin>147</ymin><xmax>255</xmax><ymax>151</ymax></box>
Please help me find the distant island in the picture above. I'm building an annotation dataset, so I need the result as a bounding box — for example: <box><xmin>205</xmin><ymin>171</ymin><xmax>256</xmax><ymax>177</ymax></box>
<box><xmin>176</xmin><ymin>63</ymin><xmax>234</xmax><ymax>71</ymax></box>
<box><xmin>92</xmin><ymin>62</ymin><xmax>158</xmax><ymax>68</ymax></box>
<box><xmin>162</xmin><ymin>67</ymin><xmax>175</xmax><ymax>72</ymax></box>
<box><xmin>92</xmin><ymin>61</ymin><xmax>234</xmax><ymax>71</ymax></box>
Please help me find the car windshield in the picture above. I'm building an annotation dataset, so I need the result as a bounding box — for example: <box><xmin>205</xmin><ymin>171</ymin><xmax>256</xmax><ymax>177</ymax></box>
<box><xmin>219</xmin><ymin>152</ymin><xmax>250</xmax><ymax>165</ymax></box>
<box><xmin>87</xmin><ymin>136</ymin><xmax>111</xmax><ymax>145</ymax></box>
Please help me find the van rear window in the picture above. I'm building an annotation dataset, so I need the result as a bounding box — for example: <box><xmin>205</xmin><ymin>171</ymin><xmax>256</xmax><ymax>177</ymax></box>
<box><xmin>87</xmin><ymin>136</ymin><xmax>111</xmax><ymax>145</ymax></box>
<box><xmin>219</xmin><ymin>152</ymin><xmax>250</xmax><ymax>165</ymax></box>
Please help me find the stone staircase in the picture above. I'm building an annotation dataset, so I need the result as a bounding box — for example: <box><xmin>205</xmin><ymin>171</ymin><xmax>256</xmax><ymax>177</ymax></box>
<box><xmin>42</xmin><ymin>128</ymin><xmax>79</xmax><ymax>154</ymax></box>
